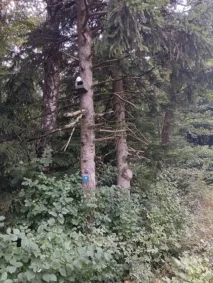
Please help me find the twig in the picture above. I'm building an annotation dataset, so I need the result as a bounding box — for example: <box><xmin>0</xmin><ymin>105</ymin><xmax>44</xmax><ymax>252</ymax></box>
<box><xmin>114</xmin><ymin>92</ymin><xmax>138</xmax><ymax>109</ymax></box>
<box><xmin>63</xmin><ymin>127</ymin><xmax>76</xmax><ymax>151</ymax></box>
<box><xmin>128</xmin><ymin>147</ymin><xmax>149</xmax><ymax>161</ymax></box>
<box><xmin>63</xmin><ymin>52</ymin><xmax>79</xmax><ymax>61</ymax></box>
<box><xmin>98</xmin><ymin>129</ymin><xmax>126</xmax><ymax>133</ymax></box>
<box><xmin>95</xmin><ymin>110</ymin><xmax>114</xmax><ymax>117</ymax></box>
<box><xmin>28</xmin><ymin>114</ymin><xmax>83</xmax><ymax>142</ymax></box>
<box><xmin>64</xmin><ymin>109</ymin><xmax>86</xmax><ymax>118</ymax></box>
<box><xmin>94</xmin><ymin>55</ymin><xmax>129</xmax><ymax>69</ymax></box>
<box><xmin>129</xmin><ymin>147</ymin><xmax>144</xmax><ymax>154</ymax></box>
<box><xmin>128</xmin><ymin>122</ymin><xmax>151</xmax><ymax>145</ymax></box>
<box><xmin>89</xmin><ymin>10</ymin><xmax>107</xmax><ymax>17</ymax></box>
<box><xmin>95</xmin><ymin>67</ymin><xmax>155</xmax><ymax>86</ymax></box>
<box><xmin>127</xmin><ymin>127</ymin><xmax>150</xmax><ymax>145</ymax></box>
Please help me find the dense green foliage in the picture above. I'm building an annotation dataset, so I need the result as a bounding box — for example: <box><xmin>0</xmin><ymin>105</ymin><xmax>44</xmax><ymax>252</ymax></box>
<box><xmin>164</xmin><ymin>252</ymin><xmax>213</xmax><ymax>283</ymax></box>
<box><xmin>0</xmin><ymin>171</ymin><xmax>187</xmax><ymax>282</ymax></box>
<box><xmin>1</xmin><ymin>0</ymin><xmax>213</xmax><ymax>282</ymax></box>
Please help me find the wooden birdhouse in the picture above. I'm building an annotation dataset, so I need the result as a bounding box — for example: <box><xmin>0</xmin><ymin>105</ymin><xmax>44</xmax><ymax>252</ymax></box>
<box><xmin>75</xmin><ymin>76</ymin><xmax>88</xmax><ymax>94</ymax></box>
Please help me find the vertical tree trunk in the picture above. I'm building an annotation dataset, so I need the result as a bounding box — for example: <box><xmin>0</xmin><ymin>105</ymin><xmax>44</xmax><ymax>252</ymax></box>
<box><xmin>161</xmin><ymin>110</ymin><xmax>171</xmax><ymax>145</ymax></box>
<box><xmin>161</xmin><ymin>69</ymin><xmax>177</xmax><ymax>146</ymax></box>
<box><xmin>41</xmin><ymin>0</ymin><xmax>62</xmax><ymax>132</ymax></box>
<box><xmin>113</xmin><ymin>74</ymin><xmax>132</xmax><ymax>189</ymax></box>
<box><xmin>76</xmin><ymin>0</ymin><xmax>96</xmax><ymax>192</ymax></box>
<box><xmin>42</xmin><ymin>54</ymin><xmax>60</xmax><ymax>131</ymax></box>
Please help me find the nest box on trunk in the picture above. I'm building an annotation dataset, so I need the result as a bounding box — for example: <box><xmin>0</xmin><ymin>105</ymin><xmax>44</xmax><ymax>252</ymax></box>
<box><xmin>75</xmin><ymin>76</ymin><xmax>88</xmax><ymax>94</ymax></box>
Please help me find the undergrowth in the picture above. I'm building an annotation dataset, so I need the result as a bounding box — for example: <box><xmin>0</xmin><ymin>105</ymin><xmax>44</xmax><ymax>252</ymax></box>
<box><xmin>0</xmin><ymin>170</ymin><xmax>187</xmax><ymax>283</ymax></box>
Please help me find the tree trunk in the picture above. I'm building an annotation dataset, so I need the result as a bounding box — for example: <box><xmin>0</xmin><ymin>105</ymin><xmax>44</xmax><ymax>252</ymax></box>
<box><xmin>42</xmin><ymin>54</ymin><xmax>60</xmax><ymax>131</ymax></box>
<box><xmin>41</xmin><ymin>0</ymin><xmax>62</xmax><ymax>132</ymax></box>
<box><xmin>161</xmin><ymin>69</ymin><xmax>177</xmax><ymax>145</ymax></box>
<box><xmin>113</xmin><ymin>74</ymin><xmax>132</xmax><ymax>189</ymax></box>
<box><xmin>161</xmin><ymin>110</ymin><xmax>171</xmax><ymax>145</ymax></box>
<box><xmin>76</xmin><ymin>0</ymin><xmax>96</xmax><ymax>192</ymax></box>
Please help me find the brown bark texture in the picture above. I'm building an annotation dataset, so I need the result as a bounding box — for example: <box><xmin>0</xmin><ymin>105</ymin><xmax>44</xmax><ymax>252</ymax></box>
<box><xmin>76</xmin><ymin>0</ymin><xmax>96</xmax><ymax>192</ymax></box>
<box><xmin>161</xmin><ymin>111</ymin><xmax>171</xmax><ymax>145</ymax></box>
<box><xmin>113</xmin><ymin>75</ymin><xmax>132</xmax><ymax>189</ymax></box>
<box><xmin>41</xmin><ymin>0</ymin><xmax>62</xmax><ymax>132</ymax></box>
<box><xmin>161</xmin><ymin>69</ymin><xmax>177</xmax><ymax>145</ymax></box>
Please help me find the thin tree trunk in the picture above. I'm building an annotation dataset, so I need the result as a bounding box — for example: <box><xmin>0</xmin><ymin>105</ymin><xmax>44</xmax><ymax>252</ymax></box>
<box><xmin>113</xmin><ymin>74</ymin><xmax>132</xmax><ymax>189</ymax></box>
<box><xmin>41</xmin><ymin>0</ymin><xmax>62</xmax><ymax>132</ymax></box>
<box><xmin>161</xmin><ymin>110</ymin><xmax>172</xmax><ymax>145</ymax></box>
<box><xmin>76</xmin><ymin>0</ymin><xmax>96</xmax><ymax>192</ymax></box>
<box><xmin>161</xmin><ymin>69</ymin><xmax>177</xmax><ymax>145</ymax></box>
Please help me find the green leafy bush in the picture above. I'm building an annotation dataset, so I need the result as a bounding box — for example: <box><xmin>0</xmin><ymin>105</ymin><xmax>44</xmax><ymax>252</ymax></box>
<box><xmin>97</xmin><ymin>164</ymin><xmax>117</xmax><ymax>187</ymax></box>
<box><xmin>0</xmin><ymin>173</ymin><xmax>188</xmax><ymax>282</ymax></box>
<box><xmin>15</xmin><ymin>173</ymin><xmax>86</xmax><ymax>231</ymax></box>
<box><xmin>0</xmin><ymin>226</ymin><xmax>121</xmax><ymax>282</ymax></box>
<box><xmin>163</xmin><ymin>252</ymin><xmax>213</xmax><ymax>283</ymax></box>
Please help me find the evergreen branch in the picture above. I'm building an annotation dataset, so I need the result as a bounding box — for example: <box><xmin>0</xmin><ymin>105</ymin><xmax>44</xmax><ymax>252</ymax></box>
<box><xmin>93</xmin><ymin>55</ymin><xmax>130</xmax><ymax>69</ymax></box>
<box><xmin>28</xmin><ymin>114</ymin><xmax>83</xmax><ymax>141</ymax></box>
<box><xmin>95</xmin><ymin>67</ymin><xmax>155</xmax><ymax>86</ymax></box>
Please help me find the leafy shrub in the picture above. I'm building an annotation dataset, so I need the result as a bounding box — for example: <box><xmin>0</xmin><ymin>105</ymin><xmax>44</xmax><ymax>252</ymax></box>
<box><xmin>163</xmin><ymin>252</ymin><xmax>213</xmax><ymax>283</ymax></box>
<box><xmin>0</xmin><ymin>172</ymin><xmax>188</xmax><ymax>282</ymax></box>
<box><xmin>97</xmin><ymin>164</ymin><xmax>117</xmax><ymax>187</ymax></box>
<box><xmin>0</xmin><ymin>225</ymin><xmax>121</xmax><ymax>282</ymax></box>
<box><xmin>14</xmin><ymin>173</ymin><xmax>86</xmax><ymax>231</ymax></box>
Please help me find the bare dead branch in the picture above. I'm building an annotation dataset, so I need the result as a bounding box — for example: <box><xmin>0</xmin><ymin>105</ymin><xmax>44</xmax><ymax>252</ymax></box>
<box><xmin>98</xmin><ymin>129</ymin><xmax>126</xmax><ymax>133</ymax></box>
<box><xmin>128</xmin><ymin>122</ymin><xmax>151</xmax><ymax>145</ymax></box>
<box><xmin>64</xmin><ymin>109</ymin><xmax>86</xmax><ymax>118</ymax></box>
<box><xmin>94</xmin><ymin>55</ymin><xmax>129</xmax><ymax>69</ymax></box>
<box><xmin>63</xmin><ymin>127</ymin><xmax>76</xmax><ymax>151</ymax></box>
<box><xmin>28</xmin><ymin>114</ymin><xmax>83</xmax><ymax>141</ymax></box>
<box><xmin>114</xmin><ymin>92</ymin><xmax>138</xmax><ymax>109</ymax></box>
<box><xmin>127</xmin><ymin>127</ymin><xmax>150</xmax><ymax>145</ymax></box>
<box><xmin>128</xmin><ymin>147</ymin><xmax>149</xmax><ymax>161</ymax></box>
<box><xmin>129</xmin><ymin>147</ymin><xmax>144</xmax><ymax>154</ymax></box>
<box><xmin>89</xmin><ymin>10</ymin><xmax>107</xmax><ymax>17</ymax></box>
<box><xmin>95</xmin><ymin>67</ymin><xmax>155</xmax><ymax>86</ymax></box>
<box><xmin>63</xmin><ymin>52</ymin><xmax>79</xmax><ymax>61</ymax></box>
<box><xmin>95</xmin><ymin>110</ymin><xmax>114</xmax><ymax>117</ymax></box>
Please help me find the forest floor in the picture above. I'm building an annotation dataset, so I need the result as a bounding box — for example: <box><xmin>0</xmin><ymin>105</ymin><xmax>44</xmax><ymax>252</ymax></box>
<box><xmin>153</xmin><ymin>186</ymin><xmax>213</xmax><ymax>283</ymax></box>
<box><xmin>192</xmin><ymin>187</ymin><xmax>213</xmax><ymax>246</ymax></box>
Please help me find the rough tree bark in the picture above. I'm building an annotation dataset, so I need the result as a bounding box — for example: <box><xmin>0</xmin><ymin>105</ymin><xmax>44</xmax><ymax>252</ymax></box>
<box><xmin>76</xmin><ymin>0</ymin><xmax>96</xmax><ymax>192</ymax></box>
<box><xmin>161</xmin><ymin>110</ymin><xmax>172</xmax><ymax>145</ymax></box>
<box><xmin>41</xmin><ymin>0</ymin><xmax>62</xmax><ymax>132</ymax></box>
<box><xmin>113</xmin><ymin>73</ymin><xmax>132</xmax><ymax>189</ymax></box>
<box><xmin>161</xmin><ymin>70</ymin><xmax>177</xmax><ymax>145</ymax></box>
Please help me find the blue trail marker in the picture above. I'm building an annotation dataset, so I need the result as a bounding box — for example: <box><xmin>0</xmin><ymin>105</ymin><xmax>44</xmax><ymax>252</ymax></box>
<box><xmin>82</xmin><ymin>175</ymin><xmax>90</xmax><ymax>183</ymax></box>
